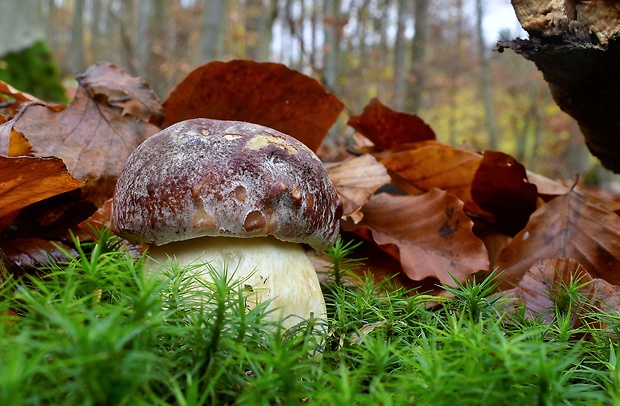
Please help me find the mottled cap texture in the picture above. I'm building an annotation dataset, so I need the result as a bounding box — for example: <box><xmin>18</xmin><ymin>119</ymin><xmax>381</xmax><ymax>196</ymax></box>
<box><xmin>111</xmin><ymin>118</ymin><xmax>343</xmax><ymax>251</ymax></box>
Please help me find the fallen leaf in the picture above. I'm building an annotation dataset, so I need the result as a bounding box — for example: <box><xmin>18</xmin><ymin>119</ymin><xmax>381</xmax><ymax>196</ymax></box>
<box><xmin>378</xmin><ymin>142</ymin><xmax>489</xmax><ymax>217</ymax></box>
<box><xmin>504</xmin><ymin>258</ymin><xmax>594</xmax><ymax>324</ymax></box>
<box><xmin>0</xmin><ymin>156</ymin><xmax>84</xmax><ymax>220</ymax></box>
<box><xmin>0</xmin><ymin>63</ymin><xmax>161</xmax><ymax>205</ymax></box>
<box><xmin>1</xmin><ymin>237</ymin><xmax>77</xmax><ymax>277</ymax></box>
<box><xmin>161</xmin><ymin>60</ymin><xmax>344</xmax><ymax>151</ymax></box>
<box><xmin>342</xmin><ymin>190</ymin><xmax>489</xmax><ymax>286</ymax></box>
<box><xmin>0</xmin><ymin>81</ymin><xmax>63</xmax><ymax>119</ymax></box>
<box><xmin>526</xmin><ymin>170</ymin><xmax>570</xmax><ymax>198</ymax></box>
<box><xmin>75</xmin><ymin>198</ymin><xmax>113</xmax><ymax>241</ymax></box>
<box><xmin>348</xmin><ymin>98</ymin><xmax>435</xmax><ymax>150</ymax></box>
<box><xmin>471</xmin><ymin>150</ymin><xmax>538</xmax><ymax>235</ymax></box>
<box><xmin>77</xmin><ymin>62</ymin><xmax>164</xmax><ymax>123</ymax></box>
<box><xmin>496</xmin><ymin>188</ymin><xmax>620</xmax><ymax>287</ymax></box>
<box><xmin>0</xmin><ymin>81</ymin><xmax>43</xmax><ymax>103</ymax></box>
<box><xmin>325</xmin><ymin>154</ymin><xmax>390</xmax><ymax>222</ymax></box>
<box><xmin>0</xmin><ymin>106</ymin><xmax>33</xmax><ymax>156</ymax></box>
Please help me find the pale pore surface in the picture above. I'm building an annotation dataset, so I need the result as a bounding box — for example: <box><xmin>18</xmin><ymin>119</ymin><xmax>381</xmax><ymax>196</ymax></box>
<box><xmin>146</xmin><ymin>236</ymin><xmax>326</xmax><ymax>329</ymax></box>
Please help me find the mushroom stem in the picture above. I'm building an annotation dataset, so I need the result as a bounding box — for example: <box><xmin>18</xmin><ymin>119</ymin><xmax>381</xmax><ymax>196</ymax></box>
<box><xmin>146</xmin><ymin>236</ymin><xmax>327</xmax><ymax>329</ymax></box>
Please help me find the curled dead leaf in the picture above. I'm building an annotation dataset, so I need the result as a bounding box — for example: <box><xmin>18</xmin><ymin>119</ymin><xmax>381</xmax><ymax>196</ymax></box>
<box><xmin>162</xmin><ymin>60</ymin><xmax>344</xmax><ymax>151</ymax></box>
<box><xmin>0</xmin><ymin>156</ymin><xmax>84</xmax><ymax>222</ymax></box>
<box><xmin>325</xmin><ymin>154</ymin><xmax>390</xmax><ymax>222</ymax></box>
<box><xmin>501</xmin><ymin>258</ymin><xmax>620</xmax><ymax>332</ymax></box>
<box><xmin>378</xmin><ymin>142</ymin><xmax>489</xmax><ymax>217</ymax></box>
<box><xmin>2</xmin><ymin>63</ymin><xmax>161</xmax><ymax>206</ymax></box>
<box><xmin>471</xmin><ymin>150</ymin><xmax>538</xmax><ymax>235</ymax></box>
<box><xmin>348</xmin><ymin>98</ymin><xmax>435</xmax><ymax>150</ymax></box>
<box><xmin>496</xmin><ymin>188</ymin><xmax>620</xmax><ymax>287</ymax></box>
<box><xmin>342</xmin><ymin>190</ymin><xmax>489</xmax><ymax>286</ymax></box>
<box><xmin>2</xmin><ymin>237</ymin><xmax>77</xmax><ymax>277</ymax></box>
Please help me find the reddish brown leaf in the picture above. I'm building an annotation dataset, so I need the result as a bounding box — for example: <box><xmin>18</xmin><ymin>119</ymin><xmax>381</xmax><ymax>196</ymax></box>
<box><xmin>325</xmin><ymin>154</ymin><xmax>390</xmax><ymax>222</ymax></box>
<box><xmin>0</xmin><ymin>156</ymin><xmax>84</xmax><ymax>220</ymax></box>
<box><xmin>378</xmin><ymin>142</ymin><xmax>489</xmax><ymax>217</ymax></box>
<box><xmin>347</xmin><ymin>98</ymin><xmax>435</xmax><ymax>150</ymax></box>
<box><xmin>342</xmin><ymin>190</ymin><xmax>489</xmax><ymax>286</ymax></box>
<box><xmin>309</xmin><ymin>234</ymin><xmax>438</xmax><ymax>292</ymax></box>
<box><xmin>496</xmin><ymin>188</ymin><xmax>620</xmax><ymax>287</ymax></box>
<box><xmin>471</xmin><ymin>150</ymin><xmax>538</xmax><ymax>235</ymax></box>
<box><xmin>0</xmin><ymin>63</ymin><xmax>161</xmax><ymax>205</ymax></box>
<box><xmin>161</xmin><ymin>60</ymin><xmax>344</xmax><ymax>151</ymax></box>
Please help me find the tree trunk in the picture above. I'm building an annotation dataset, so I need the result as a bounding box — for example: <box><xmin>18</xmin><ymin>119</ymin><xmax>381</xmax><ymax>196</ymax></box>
<box><xmin>197</xmin><ymin>0</ymin><xmax>229</xmax><ymax>63</ymax></box>
<box><xmin>68</xmin><ymin>0</ymin><xmax>85</xmax><ymax>73</ymax></box>
<box><xmin>500</xmin><ymin>0</ymin><xmax>620</xmax><ymax>172</ymax></box>
<box><xmin>0</xmin><ymin>0</ymin><xmax>65</xmax><ymax>101</ymax></box>
<box><xmin>392</xmin><ymin>0</ymin><xmax>408</xmax><ymax>110</ymax></box>
<box><xmin>323</xmin><ymin>0</ymin><xmax>341</xmax><ymax>93</ymax></box>
<box><xmin>136</xmin><ymin>0</ymin><xmax>151</xmax><ymax>76</ymax></box>
<box><xmin>406</xmin><ymin>0</ymin><xmax>429</xmax><ymax>114</ymax></box>
<box><xmin>476</xmin><ymin>0</ymin><xmax>498</xmax><ymax>151</ymax></box>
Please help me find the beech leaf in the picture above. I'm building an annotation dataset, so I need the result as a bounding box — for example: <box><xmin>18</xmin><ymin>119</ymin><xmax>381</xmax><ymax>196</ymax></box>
<box><xmin>471</xmin><ymin>150</ymin><xmax>538</xmax><ymax>235</ymax></box>
<box><xmin>161</xmin><ymin>60</ymin><xmax>344</xmax><ymax>151</ymax></box>
<box><xmin>379</xmin><ymin>142</ymin><xmax>489</xmax><ymax>216</ymax></box>
<box><xmin>325</xmin><ymin>154</ymin><xmax>390</xmax><ymax>222</ymax></box>
<box><xmin>342</xmin><ymin>190</ymin><xmax>489</xmax><ymax>286</ymax></box>
<box><xmin>347</xmin><ymin>97</ymin><xmax>435</xmax><ymax>150</ymax></box>
<box><xmin>503</xmin><ymin>258</ymin><xmax>620</xmax><ymax>324</ymax></box>
<box><xmin>0</xmin><ymin>156</ymin><xmax>84</xmax><ymax>219</ymax></box>
<box><xmin>496</xmin><ymin>188</ymin><xmax>620</xmax><ymax>287</ymax></box>
<box><xmin>0</xmin><ymin>63</ymin><xmax>161</xmax><ymax>205</ymax></box>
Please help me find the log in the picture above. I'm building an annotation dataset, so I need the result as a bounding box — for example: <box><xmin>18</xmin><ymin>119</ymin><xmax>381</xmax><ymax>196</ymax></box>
<box><xmin>497</xmin><ymin>0</ymin><xmax>620</xmax><ymax>173</ymax></box>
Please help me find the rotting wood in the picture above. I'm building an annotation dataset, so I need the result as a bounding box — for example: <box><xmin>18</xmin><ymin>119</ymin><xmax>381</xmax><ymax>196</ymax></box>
<box><xmin>498</xmin><ymin>0</ymin><xmax>620</xmax><ymax>172</ymax></box>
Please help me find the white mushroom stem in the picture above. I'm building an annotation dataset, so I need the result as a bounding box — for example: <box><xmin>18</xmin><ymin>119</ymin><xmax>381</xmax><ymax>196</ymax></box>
<box><xmin>145</xmin><ymin>235</ymin><xmax>327</xmax><ymax>329</ymax></box>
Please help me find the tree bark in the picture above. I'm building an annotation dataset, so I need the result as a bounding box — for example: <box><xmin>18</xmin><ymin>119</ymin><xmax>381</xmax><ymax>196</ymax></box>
<box><xmin>476</xmin><ymin>0</ymin><xmax>498</xmax><ymax>151</ymax></box>
<box><xmin>499</xmin><ymin>0</ymin><xmax>620</xmax><ymax>172</ymax></box>
<box><xmin>323</xmin><ymin>0</ymin><xmax>341</xmax><ymax>93</ymax></box>
<box><xmin>68</xmin><ymin>0</ymin><xmax>85</xmax><ymax>73</ymax></box>
<box><xmin>392</xmin><ymin>0</ymin><xmax>409</xmax><ymax>110</ymax></box>
<box><xmin>406</xmin><ymin>0</ymin><xmax>429</xmax><ymax>114</ymax></box>
<box><xmin>197</xmin><ymin>0</ymin><xmax>230</xmax><ymax>63</ymax></box>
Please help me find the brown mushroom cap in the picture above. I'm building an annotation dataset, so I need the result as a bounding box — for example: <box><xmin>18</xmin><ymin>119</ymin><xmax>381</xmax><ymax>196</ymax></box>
<box><xmin>111</xmin><ymin>118</ymin><xmax>343</xmax><ymax>251</ymax></box>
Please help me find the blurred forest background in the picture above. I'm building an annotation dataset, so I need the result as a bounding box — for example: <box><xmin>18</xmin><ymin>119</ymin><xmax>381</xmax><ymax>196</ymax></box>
<box><xmin>0</xmin><ymin>0</ymin><xmax>612</xmax><ymax>184</ymax></box>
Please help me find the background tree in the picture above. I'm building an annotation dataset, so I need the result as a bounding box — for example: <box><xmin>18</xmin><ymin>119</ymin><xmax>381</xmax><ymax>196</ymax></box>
<box><xmin>4</xmin><ymin>0</ymin><xmax>609</xmax><ymax>181</ymax></box>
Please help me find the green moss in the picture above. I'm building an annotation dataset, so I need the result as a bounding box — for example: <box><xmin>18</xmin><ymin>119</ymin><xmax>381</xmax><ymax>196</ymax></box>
<box><xmin>0</xmin><ymin>40</ymin><xmax>67</xmax><ymax>103</ymax></box>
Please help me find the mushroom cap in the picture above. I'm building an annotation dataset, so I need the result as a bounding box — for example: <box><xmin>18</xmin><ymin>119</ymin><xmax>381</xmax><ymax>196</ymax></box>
<box><xmin>111</xmin><ymin>118</ymin><xmax>342</xmax><ymax>251</ymax></box>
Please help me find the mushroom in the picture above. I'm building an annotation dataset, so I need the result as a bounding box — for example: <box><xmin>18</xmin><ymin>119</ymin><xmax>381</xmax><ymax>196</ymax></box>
<box><xmin>110</xmin><ymin>118</ymin><xmax>343</xmax><ymax>329</ymax></box>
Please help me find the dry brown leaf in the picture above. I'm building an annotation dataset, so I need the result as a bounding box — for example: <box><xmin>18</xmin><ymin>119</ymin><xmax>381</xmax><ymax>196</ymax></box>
<box><xmin>0</xmin><ymin>106</ymin><xmax>33</xmax><ymax>156</ymax></box>
<box><xmin>78</xmin><ymin>62</ymin><xmax>164</xmax><ymax>123</ymax></box>
<box><xmin>0</xmin><ymin>81</ymin><xmax>43</xmax><ymax>103</ymax></box>
<box><xmin>347</xmin><ymin>98</ymin><xmax>435</xmax><ymax>150</ymax></box>
<box><xmin>379</xmin><ymin>143</ymin><xmax>489</xmax><ymax>217</ymax></box>
<box><xmin>325</xmin><ymin>154</ymin><xmax>390</xmax><ymax>222</ymax></box>
<box><xmin>0</xmin><ymin>81</ymin><xmax>63</xmax><ymax>120</ymax></box>
<box><xmin>0</xmin><ymin>63</ymin><xmax>161</xmax><ymax>205</ymax></box>
<box><xmin>1</xmin><ymin>237</ymin><xmax>77</xmax><ymax>277</ymax></box>
<box><xmin>161</xmin><ymin>60</ymin><xmax>344</xmax><ymax>151</ymax></box>
<box><xmin>526</xmin><ymin>170</ymin><xmax>570</xmax><ymax>198</ymax></box>
<box><xmin>0</xmin><ymin>156</ymin><xmax>84</xmax><ymax>220</ymax></box>
<box><xmin>496</xmin><ymin>188</ymin><xmax>620</xmax><ymax>287</ymax></box>
<box><xmin>504</xmin><ymin>258</ymin><xmax>593</xmax><ymax>323</ymax></box>
<box><xmin>342</xmin><ymin>190</ymin><xmax>489</xmax><ymax>286</ymax></box>
<box><xmin>471</xmin><ymin>150</ymin><xmax>538</xmax><ymax>235</ymax></box>
<box><xmin>502</xmin><ymin>257</ymin><xmax>620</xmax><ymax>331</ymax></box>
